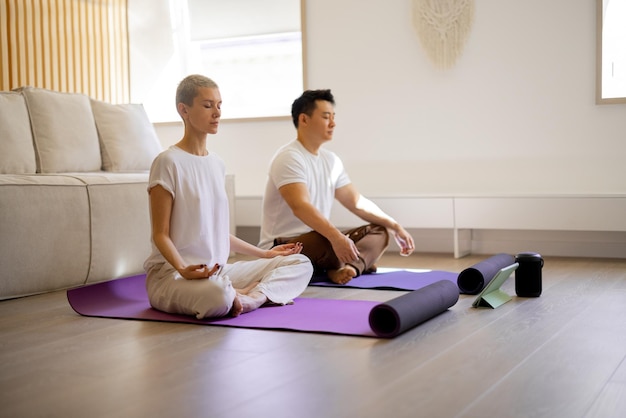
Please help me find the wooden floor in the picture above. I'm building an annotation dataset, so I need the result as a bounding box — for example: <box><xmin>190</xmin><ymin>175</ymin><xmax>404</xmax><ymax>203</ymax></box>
<box><xmin>1</xmin><ymin>253</ymin><xmax>625</xmax><ymax>418</ymax></box>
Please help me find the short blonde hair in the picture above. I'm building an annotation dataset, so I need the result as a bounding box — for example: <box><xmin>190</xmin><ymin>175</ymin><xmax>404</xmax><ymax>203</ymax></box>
<box><xmin>175</xmin><ymin>75</ymin><xmax>218</xmax><ymax>107</ymax></box>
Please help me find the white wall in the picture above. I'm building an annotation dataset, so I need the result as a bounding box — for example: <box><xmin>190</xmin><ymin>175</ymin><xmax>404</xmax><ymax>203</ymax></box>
<box><xmin>155</xmin><ymin>0</ymin><xmax>626</xmax><ymax>198</ymax></box>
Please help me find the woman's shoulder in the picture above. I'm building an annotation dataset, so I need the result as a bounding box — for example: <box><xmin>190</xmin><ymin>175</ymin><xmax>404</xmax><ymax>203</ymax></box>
<box><xmin>154</xmin><ymin>145</ymin><xmax>178</xmax><ymax>159</ymax></box>
<box><xmin>149</xmin><ymin>147</ymin><xmax>183</xmax><ymax>173</ymax></box>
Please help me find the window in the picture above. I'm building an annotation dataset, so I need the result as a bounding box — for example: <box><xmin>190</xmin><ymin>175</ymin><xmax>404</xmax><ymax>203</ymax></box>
<box><xmin>129</xmin><ymin>0</ymin><xmax>305</xmax><ymax>121</ymax></box>
<box><xmin>190</xmin><ymin>32</ymin><xmax>303</xmax><ymax>119</ymax></box>
<box><xmin>597</xmin><ymin>0</ymin><xmax>626</xmax><ymax>104</ymax></box>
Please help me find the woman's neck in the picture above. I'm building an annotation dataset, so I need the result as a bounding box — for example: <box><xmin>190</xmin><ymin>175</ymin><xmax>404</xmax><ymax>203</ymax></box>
<box><xmin>176</xmin><ymin>133</ymin><xmax>208</xmax><ymax>156</ymax></box>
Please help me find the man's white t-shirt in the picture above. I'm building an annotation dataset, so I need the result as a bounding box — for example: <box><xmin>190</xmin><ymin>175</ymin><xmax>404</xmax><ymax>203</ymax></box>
<box><xmin>259</xmin><ymin>140</ymin><xmax>351</xmax><ymax>249</ymax></box>
<box><xmin>144</xmin><ymin>146</ymin><xmax>230</xmax><ymax>272</ymax></box>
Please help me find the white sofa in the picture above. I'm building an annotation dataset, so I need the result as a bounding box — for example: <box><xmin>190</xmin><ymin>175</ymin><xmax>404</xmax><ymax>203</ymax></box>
<box><xmin>0</xmin><ymin>87</ymin><xmax>163</xmax><ymax>299</ymax></box>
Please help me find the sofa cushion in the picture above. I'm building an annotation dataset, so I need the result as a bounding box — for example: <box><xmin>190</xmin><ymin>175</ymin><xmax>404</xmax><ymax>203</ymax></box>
<box><xmin>91</xmin><ymin>100</ymin><xmax>162</xmax><ymax>172</ymax></box>
<box><xmin>20</xmin><ymin>87</ymin><xmax>102</xmax><ymax>173</ymax></box>
<box><xmin>0</xmin><ymin>91</ymin><xmax>37</xmax><ymax>174</ymax></box>
<box><xmin>0</xmin><ymin>174</ymin><xmax>91</xmax><ymax>299</ymax></box>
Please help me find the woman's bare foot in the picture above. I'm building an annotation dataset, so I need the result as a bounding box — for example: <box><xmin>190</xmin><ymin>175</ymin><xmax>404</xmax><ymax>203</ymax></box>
<box><xmin>238</xmin><ymin>281</ymin><xmax>260</xmax><ymax>295</ymax></box>
<box><xmin>328</xmin><ymin>265</ymin><xmax>357</xmax><ymax>284</ymax></box>
<box><xmin>230</xmin><ymin>295</ymin><xmax>244</xmax><ymax>317</ymax></box>
<box><xmin>229</xmin><ymin>291</ymin><xmax>268</xmax><ymax>317</ymax></box>
<box><xmin>237</xmin><ymin>291</ymin><xmax>268</xmax><ymax>314</ymax></box>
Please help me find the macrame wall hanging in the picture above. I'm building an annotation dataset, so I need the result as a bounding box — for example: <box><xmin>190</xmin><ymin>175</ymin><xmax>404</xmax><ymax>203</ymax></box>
<box><xmin>412</xmin><ymin>0</ymin><xmax>475</xmax><ymax>69</ymax></box>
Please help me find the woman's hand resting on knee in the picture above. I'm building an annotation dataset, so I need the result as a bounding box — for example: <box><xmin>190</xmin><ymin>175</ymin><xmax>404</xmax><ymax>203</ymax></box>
<box><xmin>179</xmin><ymin>263</ymin><xmax>221</xmax><ymax>280</ymax></box>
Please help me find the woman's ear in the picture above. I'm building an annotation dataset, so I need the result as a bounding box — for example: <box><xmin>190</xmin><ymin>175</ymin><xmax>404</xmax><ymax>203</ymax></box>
<box><xmin>177</xmin><ymin>102</ymin><xmax>188</xmax><ymax>118</ymax></box>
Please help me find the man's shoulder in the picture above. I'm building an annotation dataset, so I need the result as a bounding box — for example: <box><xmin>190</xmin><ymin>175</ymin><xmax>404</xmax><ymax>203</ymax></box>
<box><xmin>273</xmin><ymin>141</ymin><xmax>306</xmax><ymax>163</ymax></box>
<box><xmin>275</xmin><ymin>140</ymin><xmax>302</xmax><ymax>154</ymax></box>
<box><xmin>319</xmin><ymin>146</ymin><xmax>338</xmax><ymax>157</ymax></box>
<box><xmin>318</xmin><ymin>147</ymin><xmax>343</xmax><ymax>165</ymax></box>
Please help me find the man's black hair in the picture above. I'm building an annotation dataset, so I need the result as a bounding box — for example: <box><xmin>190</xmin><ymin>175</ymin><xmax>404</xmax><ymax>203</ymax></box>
<box><xmin>291</xmin><ymin>89</ymin><xmax>335</xmax><ymax>128</ymax></box>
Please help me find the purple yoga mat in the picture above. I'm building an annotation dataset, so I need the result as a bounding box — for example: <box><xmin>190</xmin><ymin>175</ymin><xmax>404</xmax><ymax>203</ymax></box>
<box><xmin>457</xmin><ymin>253</ymin><xmax>516</xmax><ymax>295</ymax></box>
<box><xmin>67</xmin><ymin>274</ymin><xmax>457</xmax><ymax>338</ymax></box>
<box><xmin>309</xmin><ymin>268</ymin><xmax>459</xmax><ymax>291</ymax></box>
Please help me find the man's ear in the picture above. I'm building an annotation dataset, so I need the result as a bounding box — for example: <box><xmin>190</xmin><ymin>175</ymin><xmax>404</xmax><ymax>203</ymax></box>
<box><xmin>298</xmin><ymin>112</ymin><xmax>308</xmax><ymax>126</ymax></box>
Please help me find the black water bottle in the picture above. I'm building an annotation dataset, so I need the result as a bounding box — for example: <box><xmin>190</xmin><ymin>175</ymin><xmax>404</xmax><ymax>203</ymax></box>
<box><xmin>515</xmin><ymin>252</ymin><xmax>543</xmax><ymax>297</ymax></box>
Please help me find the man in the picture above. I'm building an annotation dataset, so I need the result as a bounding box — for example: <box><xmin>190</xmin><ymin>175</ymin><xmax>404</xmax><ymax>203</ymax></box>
<box><xmin>259</xmin><ymin>89</ymin><xmax>415</xmax><ymax>284</ymax></box>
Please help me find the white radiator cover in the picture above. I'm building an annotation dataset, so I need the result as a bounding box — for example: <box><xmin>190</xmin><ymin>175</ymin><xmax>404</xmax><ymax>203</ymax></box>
<box><xmin>233</xmin><ymin>193</ymin><xmax>626</xmax><ymax>259</ymax></box>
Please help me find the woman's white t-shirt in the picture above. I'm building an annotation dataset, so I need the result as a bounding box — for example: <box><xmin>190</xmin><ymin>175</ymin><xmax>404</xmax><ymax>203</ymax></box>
<box><xmin>144</xmin><ymin>146</ymin><xmax>230</xmax><ymax>272</ymax></box>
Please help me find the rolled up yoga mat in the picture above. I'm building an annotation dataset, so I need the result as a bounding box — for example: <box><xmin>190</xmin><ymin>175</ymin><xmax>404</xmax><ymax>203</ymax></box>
<box><xmin>368</xmin><ymin>280</ymin><xmax>459</xmax><ymax>338</ymax></box>
<box><xmin>457</xmin><ymin>253</ymin><xmax>516</xmax><ymax>295</ymax></box>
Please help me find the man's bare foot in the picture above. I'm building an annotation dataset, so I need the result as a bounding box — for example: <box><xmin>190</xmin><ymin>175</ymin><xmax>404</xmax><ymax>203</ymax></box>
<box><xmin>364</xmin><ymin>264</ymin><xmax>377</xmax><ymax>274</ymax></box>
<box><xmin>328</xmin><ymin>265</ymin><xmax>357</xmax><ymax>284</ymax></box>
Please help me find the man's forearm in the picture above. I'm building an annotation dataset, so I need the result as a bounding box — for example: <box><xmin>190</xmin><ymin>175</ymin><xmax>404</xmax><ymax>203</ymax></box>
<box><xmin>291</xmin><ymin>203</ymin><xmax>345</xmax><ymax>242</ymax></box>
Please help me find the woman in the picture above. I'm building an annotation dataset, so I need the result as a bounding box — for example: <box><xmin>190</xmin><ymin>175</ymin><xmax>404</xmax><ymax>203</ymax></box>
<box><xmin>143</xmin><ymin>75</ymin><xmax>313</xmax><ymax>319</ymax></box>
